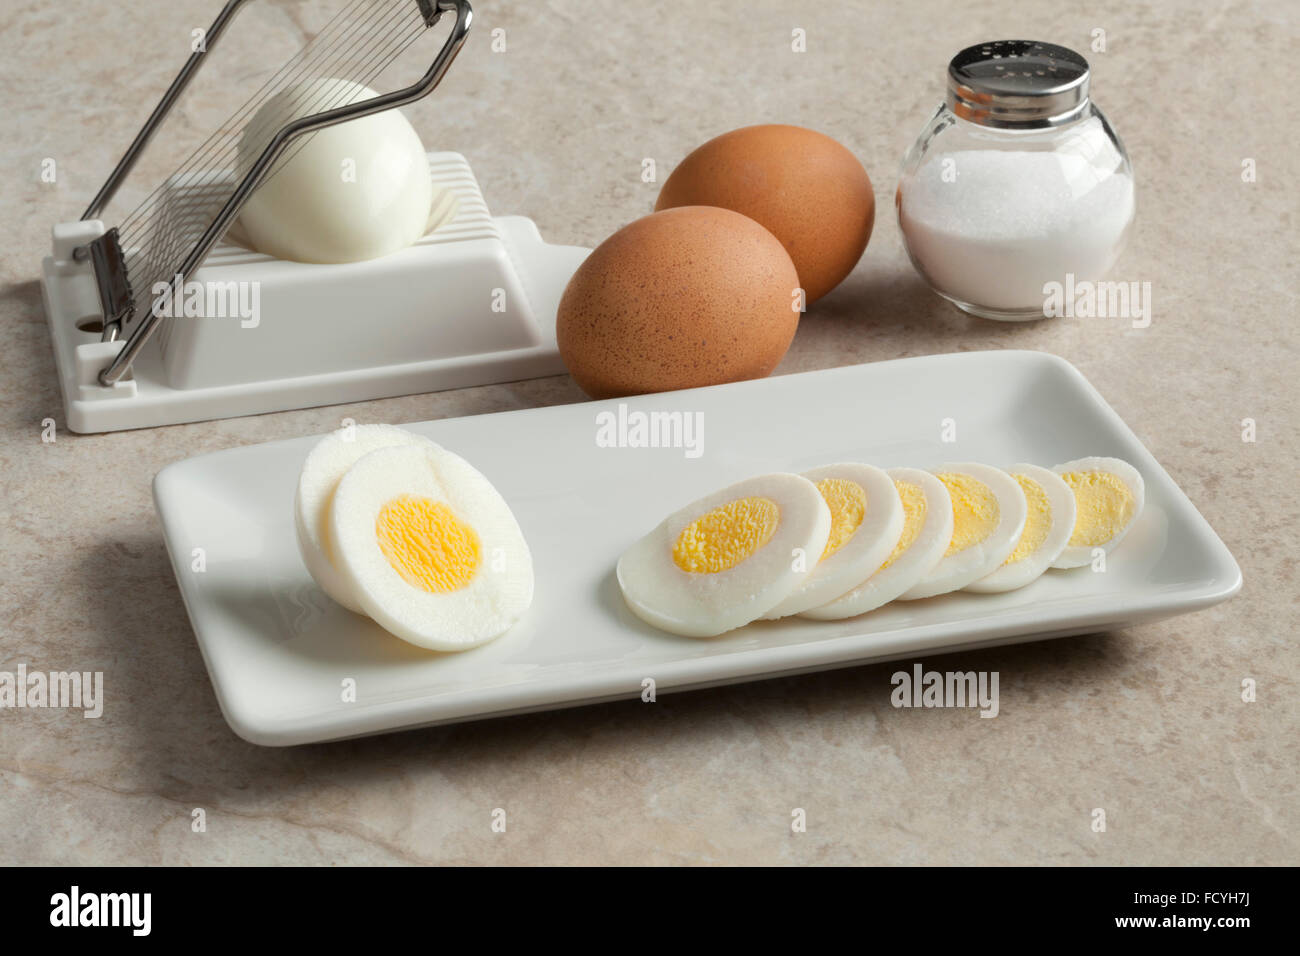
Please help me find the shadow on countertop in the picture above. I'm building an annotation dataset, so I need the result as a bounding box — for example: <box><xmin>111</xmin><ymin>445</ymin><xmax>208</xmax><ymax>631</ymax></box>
<box><xmin>1</xmin><ymin>279</ymin><xmax>66</xmax><ymax>433</ymax></box>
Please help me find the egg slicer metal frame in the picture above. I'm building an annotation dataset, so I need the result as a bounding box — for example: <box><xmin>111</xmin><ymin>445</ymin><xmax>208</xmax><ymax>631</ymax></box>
<box><xmin>40</xmin><ymin>0</ymin><xmax>589</xmax><ymax>433</ymax></box>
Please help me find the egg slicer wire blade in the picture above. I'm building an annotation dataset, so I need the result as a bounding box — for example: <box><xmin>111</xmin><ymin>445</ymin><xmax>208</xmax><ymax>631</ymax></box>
<box><xmin>75</xmin><ymin>0</ymin><xmax>472</xmax><ymax>388</ymax></box>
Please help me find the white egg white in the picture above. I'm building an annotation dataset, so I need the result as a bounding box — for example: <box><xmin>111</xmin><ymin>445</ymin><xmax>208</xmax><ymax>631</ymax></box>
<box><xmin>763</xmin><ymin>463</ymin><xmax>904</xmax><ymax>619</ymax></box>
<box><xmin>966</xmin><ymin>463</ymin><xmax>1076</xmax><ymax>593</ymax></box>
<box><xmin>328</xmin><ymin>443</ymin><xmax>534</xmax><ymax>651</ymax></box>
<box><xmin>237</xmin><ymin>79</ymin><xmax>435</xmax><ymax>264</ymax></box>
<box><xmin>800</xmin><ymin>468</ymin><xmax>953</xmax><ymax>620</ymax></box>
<box><xmin>899</xmin><ymin>462</ymin><xmax>1027</xmax><ymax>600</ymax></box>
<box><xmin>294</xmin><ymin>423</ymin><xmax>438</xmax><ymax>613</ymax></box>
<box><xmin>1050</xmin><ymin>456</ymin><xmax>1145</xmax><ymax>569</ymax></box>
<box><xmin>617</xmin><ymin>473</ymin><xmax>831</xmax><ymax>638</ymax></box>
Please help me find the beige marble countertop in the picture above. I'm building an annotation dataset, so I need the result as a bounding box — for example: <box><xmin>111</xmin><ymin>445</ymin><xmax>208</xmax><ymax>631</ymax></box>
<box><xmin>1</xmin><ymin>0</ymin><xmax>1296</xmax><ymax>865</ymax></box>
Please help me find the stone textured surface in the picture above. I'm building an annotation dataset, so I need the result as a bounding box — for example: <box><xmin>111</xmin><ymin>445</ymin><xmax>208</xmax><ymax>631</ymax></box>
<box><xmin>0</xmin><ymin>0</ymin><xmax>1296</xmax><ymax>865</ymax></box>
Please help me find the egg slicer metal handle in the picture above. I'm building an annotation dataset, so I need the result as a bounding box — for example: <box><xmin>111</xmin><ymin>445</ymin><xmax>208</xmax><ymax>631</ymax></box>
<box><xmin>76</xmin><ymin>0</ymin><xmax>472</xmax><ymax>388</ymax></box>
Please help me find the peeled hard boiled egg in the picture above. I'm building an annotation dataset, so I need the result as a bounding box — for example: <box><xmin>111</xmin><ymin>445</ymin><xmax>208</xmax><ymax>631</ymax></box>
<box><xmin>295</xmin><ymin>423</ymin><xmax>438</xmax><ymax>613</ymax></box>
<box><xmin>1050</xmin><ymin>457</ymin><xmax>1145</xmax><ymax>569</ymax></box>
<box><xmin>328</xmin><ymin>443</ymin><xmax>534</xmax><ymax>651</ymax></box>
<box><xmin>617</xmin><ymin>473</ymin><xmax>831</xmax><ymax>637</ymax></box>
<box><xmin>800</xmin><ymin>468</ymin><xmax>953</xmax><ymax>620</ymax></box>
<box><xmin>899</xmin><ymin>463</ymin><xmax>1027</xmax><ymax>600</ymax></box>
<box><xmin>966</xmin><ymin>463</ymin><xmax>1076</xmax><ymax>593</ymax></box>
<box><xmin>237</xmin><ymin>78</ymin><xmax>434</xmax><ymax>264</ymax></box>
<box><xmin>762</xmin><ymin>464</ymin><xmax>903</xmax><ymax>618</ymax></box>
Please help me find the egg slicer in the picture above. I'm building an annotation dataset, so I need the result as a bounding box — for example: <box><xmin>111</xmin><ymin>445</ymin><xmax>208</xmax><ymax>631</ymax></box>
<box><xmin>40</xmin><ymin>0</ymin><xmax>589</xmax><ymax>433</ymax></box>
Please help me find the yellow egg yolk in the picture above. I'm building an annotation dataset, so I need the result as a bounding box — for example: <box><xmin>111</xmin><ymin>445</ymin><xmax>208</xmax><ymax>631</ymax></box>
<box><xmin>673</xmin><ymin>496</ymin><xmax>779</xmax><ymax>574</ymax></box>
<box><xmin>1061</xmin><ymin>470</ymin><xmax>1136</xmax><ymax>547</ymax></box>
<box><xmin>936</xmin><ymin>472</ymin><xmax>1000</xmax><ymax>557</ymax></box>
<box><xmin>1003</xmin><ymin>475</ymin><xmax>1051</xmax><ymax>565</ymax></box>
<box><xmin>815</xmin><ymin>478</ymin><xmax>866</xmax><ymax>561</ymax></box>
<box><xmin>880</xmin><ymin>480</ymin><xmax>927</xmax><ymax>571</ymax></box>
<box><xmin>376</xmin><ymin>494</ymin><xmax>481</xmax><ymax>593</ymax></box>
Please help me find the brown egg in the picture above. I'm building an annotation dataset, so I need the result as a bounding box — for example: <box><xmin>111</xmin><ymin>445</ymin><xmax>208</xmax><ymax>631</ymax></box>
<box><xmin>655</xmin><ymin>124</ymin><xmax>875</xmax><ymax>303</ymax></box>
<box><xmin>556</xmin><ymin>206</ymin><xmax>800</xmax><ymax>399</ymax></box>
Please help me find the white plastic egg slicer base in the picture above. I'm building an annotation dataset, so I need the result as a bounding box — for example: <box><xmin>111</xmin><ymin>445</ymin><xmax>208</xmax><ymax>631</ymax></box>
<box><xmin>40</xmin><ymin>152</ymin><xmax>590</xmax><ymax>433</ymax></box>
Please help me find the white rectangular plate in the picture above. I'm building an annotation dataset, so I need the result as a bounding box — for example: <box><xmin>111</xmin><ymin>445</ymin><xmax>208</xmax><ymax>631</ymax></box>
<box><xmin>153</xmin><ymin>350</ymin><xmax>1241</xmax><ymax>746</ymax></box>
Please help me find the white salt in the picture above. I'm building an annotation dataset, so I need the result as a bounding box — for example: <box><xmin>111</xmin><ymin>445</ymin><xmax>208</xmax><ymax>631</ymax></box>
<box><xmin>899</xmin><ymin>128</ymin><xmax>1135</xmax><ymax>316</ymax></box>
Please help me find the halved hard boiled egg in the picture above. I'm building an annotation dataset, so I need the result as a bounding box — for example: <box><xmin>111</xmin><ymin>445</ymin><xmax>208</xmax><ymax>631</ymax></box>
<box><xmin>763</xmin><ymin>464</ymin><xmax>904</xmax><ymax>618</ymax></box>
<box><xmin>800</xmin><ymin>468</ymin><xmax>953</xmax><ymax>620</ymax></box>
<box><xmin>295</xmin><ymin>423</ymin><xmax>438</xmax><ymax>613</ymax></box>
<box><xmin>966</xmin><ymin>463</ymin><xmax>1076</xmax><ymax>593</ymax></box>
<box><xmin>1050</xmin><ymin>457</ymin><xmax>1145</xmax><ymax>569</ymax></box>
<box><xmin>617</xmin><ymin>473</ymin><xmax>831</xmax><ymax>637</ymax></box>
<box><xmin>899</xmin><ymin>463</ymin><xmax>1027</xmax><ymax>600</ymax></box>
<box><xmin>328</xmin><ymin>443</ymin><xmax>533</xmax><ymax>651</ymax></box>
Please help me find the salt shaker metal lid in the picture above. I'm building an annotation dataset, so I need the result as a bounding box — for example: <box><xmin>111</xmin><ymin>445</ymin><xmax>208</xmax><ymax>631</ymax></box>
<box><xmin>947</xmin><ymin>40</ymin><xmax>1090</xmax><ymax>129</ymax></box>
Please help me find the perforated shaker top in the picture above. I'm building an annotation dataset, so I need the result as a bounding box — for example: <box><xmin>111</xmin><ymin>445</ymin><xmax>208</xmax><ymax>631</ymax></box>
<box><xmin>947</xmin><ymin>40</ymin><xmax>1091</xmax><ymax>128</ymax></box>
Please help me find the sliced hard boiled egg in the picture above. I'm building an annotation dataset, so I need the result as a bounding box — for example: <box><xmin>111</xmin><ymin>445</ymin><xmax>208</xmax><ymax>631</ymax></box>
<box><xmin>762</xmin><ymin>464</ymin><xmax>904</xmax><ymax>618</ymax></box>
<box><xmin>1050</xmin><ymin>456</ymin><xmax>1145</xmax><ymax>569</ymax></box>
<box><xmin>898</xmin><ymin>463</ymin><xmax>1027</xmax><ymax>600</ymax></box>
<box><xmin>966</xmin><ymin>463</ymin><xmax>1076</xmax><ymax>593</ymax></box>
<box><xmin>295</xmin><ymin>423</ymin><xmax>438</xmax><ymax>613</ymax></box>
<box><xmin>328</xmin><ymin>444</ymin><xmax>533</xmax><ymax>651</ymax></box>
<box><xmin>799</xmin><ymin>468</ymin><xmax>953</xmax><ymax>620</ymax></box>
<box><xmin>617</xmin><ymin>473</ymin><xmax>831</xmax><ymax>637</ymax></box>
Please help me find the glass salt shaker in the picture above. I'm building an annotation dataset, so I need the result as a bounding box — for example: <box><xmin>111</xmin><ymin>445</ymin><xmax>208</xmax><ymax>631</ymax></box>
<box><xmin>897</xmin><ymin>40</ymin><xmax>1135</xmax><ymax>320</ymax></box>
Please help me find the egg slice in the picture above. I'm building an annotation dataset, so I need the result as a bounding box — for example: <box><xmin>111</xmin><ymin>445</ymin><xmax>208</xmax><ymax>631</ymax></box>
<box><xmin>898</xmin><ymin>463</ymin><xmax>1027</xmax><ymax>600</ymax></box>
<box><xmin>328</xmin><ymin>444</ymin><xmax>533</xmax><ymax>651</ymax></box>
<box><xmin>617</xmin><ymin>473</ymin><xmax>831</xmax><ymax>637</ymax></box>
<box><xmin>966</xmin><ymin>464</ymin><xmax>1076</xmax><ymax>593</ymax></box>
<box><xmin>762</xmin><ymin>464</ymin><xmax>904</xmax><ymax>618</ymax></box>
<box><xmin>295</xmin><ymin>424</ymin><xmax>438</xmax><ymax>613</ymax></box>
<box><xmin>1050</xmin><ymin>456</ymin><xmax>1145</xmax><ymax>569</ymax></box>
<box><xmin>800</xmin><ymin>468</ymin><xmax>953</xmax><ymax>620</ymax></box>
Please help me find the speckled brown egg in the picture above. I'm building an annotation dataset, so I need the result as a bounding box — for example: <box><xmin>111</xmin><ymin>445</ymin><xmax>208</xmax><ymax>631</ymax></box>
<box><xmin>556</xmin><ymin>206</ymin><xmax>800</xmax><ymax>399</ymax></box>
<box><xmin>655</xmin><ymin>124</ymin><xmax>875</xmax><ymax>303</ymax></box>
